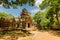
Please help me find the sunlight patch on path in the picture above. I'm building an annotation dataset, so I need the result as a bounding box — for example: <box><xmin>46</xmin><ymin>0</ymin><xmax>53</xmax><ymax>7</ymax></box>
<box><xmin>18</xmin><ymin>31</ymin><xmax>60</xmax><ymax>40</ymax></box>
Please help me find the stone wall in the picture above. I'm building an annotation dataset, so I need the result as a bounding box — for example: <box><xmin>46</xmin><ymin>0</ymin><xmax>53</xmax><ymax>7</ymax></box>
<box><xmin>0</xmin><ymin>8</ymin><xmax>36</xmax><ymax>31</ymax></box>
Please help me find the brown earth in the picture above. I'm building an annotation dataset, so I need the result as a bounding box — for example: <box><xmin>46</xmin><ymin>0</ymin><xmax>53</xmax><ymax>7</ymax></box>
<box><xmin>0</xmin><ymin>31</ymin><xmax>60</xmax><ymax>40</ymax></box>
<box><xmin>17</xmin><ymin>31</ymin><xmax>60</xmax><ymax>40</ymax></box>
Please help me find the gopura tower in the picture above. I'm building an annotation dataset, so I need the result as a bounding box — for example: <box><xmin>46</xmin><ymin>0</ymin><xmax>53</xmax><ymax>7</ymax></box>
<box><xmin>20</xmin><ymin>8</ymin><xmax>32</xmax><ymax>29</ymax></box>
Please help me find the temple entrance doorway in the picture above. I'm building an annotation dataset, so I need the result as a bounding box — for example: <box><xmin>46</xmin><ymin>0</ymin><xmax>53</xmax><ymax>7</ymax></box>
<box><xmin>28</xmin><ymin>23</ymin><xmax>30</xmax><ymax>28</ymax></box>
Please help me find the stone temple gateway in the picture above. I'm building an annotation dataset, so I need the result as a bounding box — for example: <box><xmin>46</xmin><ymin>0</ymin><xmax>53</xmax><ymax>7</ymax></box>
<box><xmin>0</xmin><ymin>8</ymin><xmax>36</xmax><ymax>31</ymax></box>
<box><xmin>20</xmin><ymin>8</ymin><xmax>33</xmax><ymax>29</ymax></box>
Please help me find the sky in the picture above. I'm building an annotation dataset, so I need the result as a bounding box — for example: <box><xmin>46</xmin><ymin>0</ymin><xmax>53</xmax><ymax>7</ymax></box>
<box><xmin>0</xmin><ymin>0</ymin><xmax>44</xmax><ymax>17</ymax></box>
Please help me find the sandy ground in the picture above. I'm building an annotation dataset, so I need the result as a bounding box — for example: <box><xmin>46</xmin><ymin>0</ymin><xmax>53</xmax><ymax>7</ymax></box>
<box><xmin>17</xmin><ymin>31</ymin><xmax>60</xmax><ymax>40</ymax></box>
<box><xmin>0</xmin><ymin>31</ymin><xmax>60</xmax><ymax>40</ymax></box>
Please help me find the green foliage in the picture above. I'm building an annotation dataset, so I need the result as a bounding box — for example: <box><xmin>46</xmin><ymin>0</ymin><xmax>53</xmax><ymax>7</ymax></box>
<box><xmin>40</xmin><ymin>19</ymin><xmax>50</xmax><ymax>27</ymax></box>
<box><xmin>0</xmin><ymin>32</ymin><xmax>3</xmax><ymax>36</ymax></box>
<box><xmin>40</xmin><ymin>0</ymin><xmax>60</xmax><ymax>10</ymax></box>
<box><xmin>33</xmin><ymin>12</ymin><xmax>42</xmax><ymax>24</ymax></box>
<box><xmin>33</xmin><ymin>10</ymin><xmax>60</xmax><ymax>27</ymax></box>
<box><xmin>40</xmin><ymin>0</ymin><xmax>60</xmax><ymax>26</ymax></box>
<box><xmin>0</xmin><ymin>12</ymin><xmax>14</xmax><ymax>18</ymax></box>
<box><xmin>8</xmin><ymin>31</ymin><xmax>16</xmax><ymax>34</ymax></box>
<box><xmin>33</xmin><ymin>11</ymin><xmax>50</xmax><ymax>27</ymax></box>
<box><xmin>0</xmin><ymin>0</ymin><xmax>35</xmax><ymax>8</ymax></box>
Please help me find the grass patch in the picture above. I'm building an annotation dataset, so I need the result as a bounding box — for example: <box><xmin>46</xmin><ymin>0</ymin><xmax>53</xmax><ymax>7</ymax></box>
<box><xmin>38</xmin><ymin>30</ymin><xmax>48</xmax><ymax>32</ymax></box>
<box><xmin>0</xmin><ymin>30</ymin><xmax>31</xmax><ymax>37</ymax></box>
<box><xmin>0</xmin><ymin>32</ymin><xmax>3</xmax><ymax>36</ymax></box>
<box><xmin>7</xmin><ymin>31</ymin><xmax>16</xmax><ymax>35</ymax></box>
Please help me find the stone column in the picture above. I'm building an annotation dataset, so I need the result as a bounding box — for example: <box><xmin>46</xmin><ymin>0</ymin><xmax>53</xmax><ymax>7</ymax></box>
<box><xmin>26</xmin><ymin>23</ymin><xmax>28</xmax><ymax>29</ymax></box>
<box><xmin>22</xmin><ymin>21</ymin><xmax>26</xmax><ymax>29</ymax></box>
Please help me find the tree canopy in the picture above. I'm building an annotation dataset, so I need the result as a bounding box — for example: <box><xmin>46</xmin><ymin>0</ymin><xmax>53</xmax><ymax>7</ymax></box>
<box><xmin>0</xmin><ymin>0</ymin><xmax>35</xmax><ymax>8</ymax></box>
<box><xmin>40</xmin><ymin>0</ymin><xmax>60</xmax><ymax>25</ymax></box>
<box><xmin>33</xmin><ymin>11</ymin><xmax>50</xmax><ymax>27</ymax></box>
<box><xmin>0</xmin><ymin>12</ymin><xmax>14</xmax><ymax>18</ymax></box>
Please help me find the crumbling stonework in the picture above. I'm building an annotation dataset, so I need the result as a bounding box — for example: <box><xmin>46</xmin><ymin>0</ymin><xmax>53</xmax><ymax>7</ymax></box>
<box><xmin>20</xmin><ymin>8</ymin><xmax>33</xmax><ymax>29</ymax></box>
<box><xmin>0</xmin><ymin>8</ymin><xmax>36</xmax><ymax>31</ymax></box>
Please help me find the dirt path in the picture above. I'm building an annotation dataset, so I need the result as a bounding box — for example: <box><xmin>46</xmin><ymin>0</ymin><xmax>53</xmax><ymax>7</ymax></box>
<box><xmin>0</xmin><ymin>31</ymin><xmax>60</xmax><ymax>40</ymax></box>
<box><xmin>17</xmin><ymin>31</ymin><xmax>60</xmax><ymax>40</ymax></box>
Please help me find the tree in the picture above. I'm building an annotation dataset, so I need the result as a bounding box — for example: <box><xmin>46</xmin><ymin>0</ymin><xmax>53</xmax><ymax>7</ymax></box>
<box><xmin>33</xmin><ymin>12</ymin><xmax>41</xmax><ymax>24</ymax></box>
<box><xmin>33</xmin><ymin>11</ymin><xmax>50</xmax><ymax>29</ymax></box>
<box><xmin>33</xmin><ymin>11</ymin><xmax>49</xmax><ymax>26</ymax></box>
<box><xmin>40</xmin><ymin>0</ymin><xmax>60</xmax><ymax>25</ymax></box>
<box><xmin>0</xmin><ymin>0</ymin><xmax>35</xmax><ymax>8</ymax></box>
<box><xmin>0</xmin><ymin>12</ymin><xmax>14</xmax><ymax>18</ymax></box>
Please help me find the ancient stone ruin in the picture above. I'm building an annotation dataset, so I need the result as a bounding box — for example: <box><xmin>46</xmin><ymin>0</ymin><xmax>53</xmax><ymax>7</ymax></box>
<box><xmin>0</xmin><ymin>8</ymin><xmax>36</xmax><ymax>31</ymax></box>
<box><xmin>20</xmin><ymin>8</ymin><xmax>33</xmax><ymax>29</ymax></box>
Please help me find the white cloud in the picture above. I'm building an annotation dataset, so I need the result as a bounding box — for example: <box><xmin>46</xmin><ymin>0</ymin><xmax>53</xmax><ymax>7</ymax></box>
<box><xmin>0</xmin><ymin>3</ymin><xmax>3</xmax><ymax>6</ymax></box>
<box><xmin>30</xmin><ymin>8</ymin><xmax>40</xmax><ymax>14</ymax></box>
<box><xmin>35</xmin><ymin>0</ymin><xmax>42</xmax><ymax>7</ymax></box>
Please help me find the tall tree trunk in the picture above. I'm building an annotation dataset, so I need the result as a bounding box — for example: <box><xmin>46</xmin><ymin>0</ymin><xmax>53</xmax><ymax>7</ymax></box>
<box><xmin>55</xmin><ymin>10</ymin><xmax>59</xmax><ymax>25</ymax></box>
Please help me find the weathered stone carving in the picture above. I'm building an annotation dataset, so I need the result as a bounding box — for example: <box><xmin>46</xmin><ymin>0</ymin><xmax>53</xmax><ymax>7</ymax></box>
<box><xmin>20</xmin><ymin>8</ymin><xmax>33</xmax><ymax>29</ymax></box>
<box><xmin>0</xmin><ymin>8</ymin><xmax>35</xmax><ymax>31</ymax></box>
